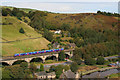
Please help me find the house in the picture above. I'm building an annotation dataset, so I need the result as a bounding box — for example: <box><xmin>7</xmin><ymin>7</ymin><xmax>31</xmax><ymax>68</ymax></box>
<box><xmin>60</xmin><ymin>69</ymin><xmax>80</xmax><ymax>79</ymax></box>
<box><xmin>47</xmin><ymin>72</ymin><xmax>56</xmax><ymax>79</ymax></box>
<box><xmin>34</xmin><ymin>71</ymin><xmax>47</xmax><ymax>79</ymax></box>
<box><xmin>34</xmin><ymin>71</ymin><xmax>56</xmax><ymax>79</ymax></box>
<box><xmin>67</xmin><ymin>43</ymin><xmax>76</xmax><ymax>49</ymax></box>
<box><xmin>54</xmin><ymin>30</ymin><xmax>61</xmax><ymax>34</ymax></box>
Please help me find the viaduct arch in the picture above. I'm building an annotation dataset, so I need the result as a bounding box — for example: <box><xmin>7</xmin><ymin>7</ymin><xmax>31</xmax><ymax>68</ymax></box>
<box><xmin>1</xmin><ymin>54</ymin><xmax>59</xmax><ymax>65</ymax></box>
<box><xmin>1</xmin><ymin>49</ymin><xmax>74</xmax><ymax>65</ymax></box>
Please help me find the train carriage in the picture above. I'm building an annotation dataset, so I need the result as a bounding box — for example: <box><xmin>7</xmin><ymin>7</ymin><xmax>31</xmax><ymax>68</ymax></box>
<box><xmin>14</xmin><ymin>48</ymin><xmax>64</xmax><ymax>57</ymax></box>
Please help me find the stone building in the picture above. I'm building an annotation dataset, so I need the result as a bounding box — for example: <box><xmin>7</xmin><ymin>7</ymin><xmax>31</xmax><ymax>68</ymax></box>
<box><xmin>34</xmin><ymin>71</ymin><xmax>56</xmax><ymax>79</ymax></box>
<box><xmin>60</xmin><ymin>69</ymin><xmax>80</xmax><ymax>79</ymax></box>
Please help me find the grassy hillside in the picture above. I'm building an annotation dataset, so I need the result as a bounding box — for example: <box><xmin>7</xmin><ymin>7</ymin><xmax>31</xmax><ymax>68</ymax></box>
<box><xmin>1</xmin><ymin>16</ymin><xmax>50</xmax><ymax>57</ymax></box>
<box><xmin>1</xmin><ymin>6</ymin><xmax>119</xmax><ymax>58</ymax></box>
<box><xmin>45</xmin><ymin>13</ymin><xmax>118</xmax><ymax>31</ymax></box>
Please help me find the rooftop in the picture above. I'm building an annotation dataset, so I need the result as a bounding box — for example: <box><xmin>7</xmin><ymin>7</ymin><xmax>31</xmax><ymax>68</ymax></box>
<box><xmin>60</xmin><ymin>70</ymin><xmax>76</xmax><ymax>78</ymax></box>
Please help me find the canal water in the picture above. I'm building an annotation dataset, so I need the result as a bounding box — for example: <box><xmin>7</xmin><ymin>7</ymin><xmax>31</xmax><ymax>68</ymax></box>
<box><xmin>82</xmin><ymin>68</ymin><xmax>119</xmax><ymax>78</ymax></box>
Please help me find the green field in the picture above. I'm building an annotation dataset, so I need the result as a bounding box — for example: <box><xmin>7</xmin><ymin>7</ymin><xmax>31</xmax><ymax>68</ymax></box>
<box><xmin>1</xmin><ymin>16</ymin><xmax>50</xmax><ymax>57</ymax></box>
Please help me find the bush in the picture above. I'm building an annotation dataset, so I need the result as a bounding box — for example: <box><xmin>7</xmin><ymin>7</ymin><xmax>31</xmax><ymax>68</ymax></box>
<box><xmin>24</xmin><ymin>20</ymin><xmax>28</xmax><ymax>23</ymax></box>
<box><xmin>69</xmin><ymin>39</ymin><xmax>73</xmax><ymax>43</ymax></box>
<box><xmin>2</xmin><ymin>22</ymin><xmax>8</xmax><ymax>25</ymax></box>
<box><xmin>40</xmin><ymin>63</ymin><xmax>44</xmax><ymax>71</ymax></box>
<box><xmin>72</xmin><ymin>54</ymin><xmax>82</xmax><ymax>65</ymax></box>
<box><xmin>43</xmin><ymin>29</ymin><xmax>54</xmax><ymax>41</ymax></box>
<box><xmin>85</xmin><ymin>57</ymin><xmax>96</xmax><ymax>65</ymax></box>
<box><xmin>96</xmin><ymin>56</ymin><xmax>105</xmax><ymax>65</ymax></box>
<box><xmin>70</xmin><ymin>62</ymin><xmax>78</xmax><ymax>73</ymax></box>
<box><xmin>19</xmin><ymin>28</ymin><xmax>25</xmax><ymax>34</ymax></box>
<box><xmin>58</xmin><ymin>51</ymin><xmax>65</xmax><ymax>61</ymax></box>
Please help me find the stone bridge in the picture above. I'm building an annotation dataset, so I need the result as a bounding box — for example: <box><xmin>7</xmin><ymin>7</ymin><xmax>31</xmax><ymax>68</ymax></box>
<box><xmin>1</xmin><ymin>49</ymin><xmax>74</xmax><ymax>65</ymax></box>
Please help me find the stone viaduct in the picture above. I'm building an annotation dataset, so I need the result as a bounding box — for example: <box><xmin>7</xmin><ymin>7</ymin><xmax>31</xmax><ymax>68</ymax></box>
<box><xmin>0</xmin><ymin>49</ymin><xmax>74</xmax><ymax>65</ymax></box>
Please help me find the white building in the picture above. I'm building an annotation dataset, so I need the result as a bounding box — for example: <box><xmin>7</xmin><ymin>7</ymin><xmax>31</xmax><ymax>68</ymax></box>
<box><xmin>54</xmin><ymin>30</ymin><xmax>61</xmax><ymax>34</ymax></box>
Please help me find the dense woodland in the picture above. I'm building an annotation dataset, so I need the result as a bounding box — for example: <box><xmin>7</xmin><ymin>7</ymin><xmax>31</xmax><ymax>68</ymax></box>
<box><xmin>2</xmin><ymin>7</ymin><xmax>120</xmax><ymax>59</ymax></box>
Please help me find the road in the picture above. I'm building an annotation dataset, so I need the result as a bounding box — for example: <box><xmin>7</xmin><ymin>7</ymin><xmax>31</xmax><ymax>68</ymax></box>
<box><xmin>94</xmin><ymin>55</ymin><xmax>118</xmax><ymax>60</ymax></box>
<box><xmin>104</xmin><ymin>55</ymin><xmax>118</xmax><ymax>60</ymax></box>
<box><xmin>82</xmin><ymin>68</ymin><xmax>119</xmax><ymax>78</ymax></box>
<box><xmin>37</xmin><ymin>61</ymin><xmax>72</xmax><ymax>69</ymax></box>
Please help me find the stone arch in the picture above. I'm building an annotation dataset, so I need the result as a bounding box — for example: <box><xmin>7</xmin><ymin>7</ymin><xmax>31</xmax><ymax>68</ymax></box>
<box><xmin>12</xmin><ymin>60</ymin><xmax>28</xmax><ymax>65</ymax></box>
<box><xmin>1</xmin><ymin>62</ymin><xmax>9</xmax><ymax>66</ymax></box>
<box><xmin>65</xmin><ymin>54</ymin><xmax>70</xmax><ymax>59</ymax></box>
<box><xmin>30</xmin><ymin>57</ymin><xmax>43</xmax><ymax>63</ymax></box>
<box><xmin>45</xmin><ymin>55</ymin><xmax>57</xmax><ymax>60</ymax></box>
<box><xmin>65</xmin><ymin>51</ymin><xmax>73</xmax><ymax>58</ymax></box>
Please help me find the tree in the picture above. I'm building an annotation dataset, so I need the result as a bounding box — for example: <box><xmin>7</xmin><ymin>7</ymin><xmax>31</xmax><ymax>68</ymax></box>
<box><xmin>61</xmin><ymin>32</ymin><xmax>64</xmax><ymax>37</ymax></box>
<box><xmin>49</xmin><ymin>65</ymin><xmax>70</xmax><ymax>79</ymax></box>
<box><xmin>29</xmin><ymin>63</ymin><xmax>37</xmax><ymax>73</ymax></box>
<box><xmin>12</xmin><ymin>8</ymin><xmax>19</xmax><ymax>16</ymax></box>
<box><xmin>40</xmin><ymin>63</ymin><xmax>44</xmax><ymax>71</ymax></box>
<box><xmin>20</xmin><ymin>62</ymin><xmax>28</xmax><ymax>70</ymax></box>
<box><xmin>2</xmin><ymin>69</ymin><xmax>11</xmax><ymax>78</ymax></box>
<box><xmin>43</xmin><ymin>29</ymin><xmax>54</xmax><ymax>41</ymax></box>
<box><xmin>96</xmin><ymin>56</ymin><xmax>105</xmax><ymax>65</ymax></box>
<box><xmin>118</xmin><ymin>57</ymin><xmax>120</xmax><ymax>62</ymax></box>
<box><xmin>29</xmin><ymin>11</ymin><xmax>47</xmax><ymax>30</ymax></box>
<box><xmin>55</xmin><ymin>65</ymin><xmax>64</xmax><ymax>78</ymax></box>
<box><xmin>61</xmin><ymin>23</ymin><xmax>70</xmax><ymax>31</ymax></box>
<box><xmin>84</xmin><ymin>57</ymin><xmax>96</xmax><ymax>65</ymax></box>
<box><xmin>69</xmin><ymin>39</ymin><xmax>73</xmax><ymax>43</ymax></box>
<box><xmin>19</xmin><ymin>28</ymin><xmax>25</xmax><ymax>34</ymax></box>
<box><xmin>70</xmin><ymin>62</ymin><xmax>78</xmax><ymax>73</ymax></box>
<box><xmin>63</xmin><ymin>65</ymin><xmax>70</xmax><ymax>71</ymax></box>
<box><xmin>58</xmin><ymin>51</ymin><xmax>65</xmax><ymax>61</ymax></box>
<box><xmin>49</xmin><ymin>65</ymin><xmax>56</xmax><ymax>72</ymax></box>
<box><xmin>72</xmin><ymin>54</ymin><xmax>82</xmax><ymax>65</ymax></box>
<box><xmin>97</xmin><ymin>10</ymin><xmax>102</xmax><ymax>14</ymax></box>
<box><xmin>4</xmin><ymin>65</ymin><xmax>24</xmax><ymax>78</ymax></box>
<box><xmin>2</xmin><ymin>8</ymin><xmax>9</xmax><ymax>16</ymax></box>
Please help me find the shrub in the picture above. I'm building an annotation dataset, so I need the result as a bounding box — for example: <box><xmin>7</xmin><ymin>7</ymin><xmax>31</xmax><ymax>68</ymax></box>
<box><xmin>85</xmin><ymin>57</ymin><xmax>96</xmax><ymax>65</ymax></box>
<box><xmin>19</xmin><ymin>28</ymin><xmax>25</xmax><ymax>34</ymax></box>
<box><xmin>96</xmin><ymin>56</ymin><xmax>105</xmax><ymax>65</ymax></box>
<box><xmin>70</xmin><ymin>62</ymin><xmax>78</xmax><ymax>73</ymax></box>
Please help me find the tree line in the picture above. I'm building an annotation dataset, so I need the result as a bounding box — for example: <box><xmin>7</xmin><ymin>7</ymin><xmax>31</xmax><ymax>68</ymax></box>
<box><xmin>97</xmin><ymin>10</ymin><xmax>120</xmax><ymax>17</ymax></box>
<box><xmin>2</xmin><ymin>62</ymin><xmax>44</xmax><ymax>78</ymax></box>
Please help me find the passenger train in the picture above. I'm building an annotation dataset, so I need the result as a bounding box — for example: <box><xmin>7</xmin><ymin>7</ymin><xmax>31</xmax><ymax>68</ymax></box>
<box><xmin>14</xmin><ymin>48</ymin><xmax>64</xmax><ymax>57</ymax></box>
